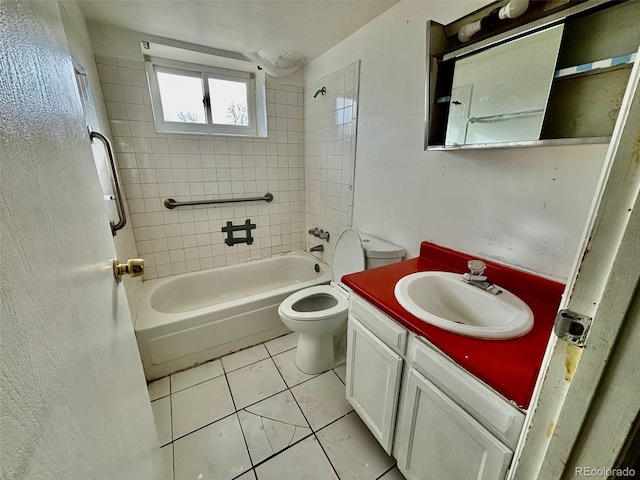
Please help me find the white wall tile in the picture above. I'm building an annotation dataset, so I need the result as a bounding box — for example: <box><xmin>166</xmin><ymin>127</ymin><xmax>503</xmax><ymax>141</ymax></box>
<box><xmin>304</xmin><ymin>61</ymin><xmax>359</xmax><ymax>266</ymax></box>
<box><xmin>99</xmin><ymin>60</ymin><xmax>306</xmax><ymax>279</ymax></box>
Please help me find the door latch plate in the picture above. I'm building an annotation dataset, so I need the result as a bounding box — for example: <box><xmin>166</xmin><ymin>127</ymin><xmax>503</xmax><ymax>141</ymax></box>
<box><xmin>554</xmin><ymin>309</ymin><xmax>592</xmax><ymax>347</ymax></box>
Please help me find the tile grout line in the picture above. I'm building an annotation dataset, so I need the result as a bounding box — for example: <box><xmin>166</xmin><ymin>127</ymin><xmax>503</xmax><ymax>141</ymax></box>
<box><xmin>169</xmin><ymin>375</ymin><xmax>175</xmax><ymax>480</ymax></box>
<box><xmin>164</xmin><ymin>334</ymin><xmax>297</xmax><ymax>393</ymax></box>
<box><xmin>331</xmin><ymin>366</ymin><xmax>346</xmax><ymax>385</ymax></box>
<box><xmin>375</xmin><ymin>465</ymin><xmax>398</xmax><ymax>480</ymax></box>
<box><xmin>156</xmin><ymin>334</ymin><xmax>359</xmax><ymax>479</ymax></box>
<box><xmin>230</xmin><ymin>410</ymin><xmax>255</xmax><ymax>480</ymax></box>
<box><xmin>269</xmin><ymin>348</ymin><xmax>343</xmax><ymax>480</ymax></box>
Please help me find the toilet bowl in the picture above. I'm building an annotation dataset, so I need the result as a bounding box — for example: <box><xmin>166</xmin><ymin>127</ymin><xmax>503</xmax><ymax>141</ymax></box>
<box><xmin>278</xmin><ymin>229</ymin><xmax>404</xmax><ymax>374</ymax></box>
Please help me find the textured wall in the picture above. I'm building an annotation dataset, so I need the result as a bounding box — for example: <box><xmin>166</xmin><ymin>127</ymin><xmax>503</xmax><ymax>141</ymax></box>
<box><xmin>303</xmin><ymin>1</ymin><xmax>608</xmax><ymax>281</ymax></box>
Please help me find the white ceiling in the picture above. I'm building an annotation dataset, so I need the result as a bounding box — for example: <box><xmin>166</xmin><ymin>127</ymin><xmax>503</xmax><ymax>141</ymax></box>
<box><xmin>77</xmin><ymin>0</ymin><xmax>400</xmax><ymax>64</ymax></box>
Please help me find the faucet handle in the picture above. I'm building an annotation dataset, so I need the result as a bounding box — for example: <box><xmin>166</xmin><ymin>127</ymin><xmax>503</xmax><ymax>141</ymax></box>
<box><xmin>467</xmin><ymin>260</ymin><xmax>486</xmax><ymax>276</ymax></box>
<box><xmin>317</xmin><ymin>230</ymin><xmax>330</xmax><ymax>241</ymax></box>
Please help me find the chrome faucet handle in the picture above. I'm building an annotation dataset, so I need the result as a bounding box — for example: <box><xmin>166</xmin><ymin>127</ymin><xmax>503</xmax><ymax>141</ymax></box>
<box><xmin>467</xmin><ymin>260</ymin><xmax>486</xmax><ymax>276</ymax></box>
<box><xmin>317</xmin><ymin>230</ymin><xmax>330</xmax><ymax>241</ymax></box>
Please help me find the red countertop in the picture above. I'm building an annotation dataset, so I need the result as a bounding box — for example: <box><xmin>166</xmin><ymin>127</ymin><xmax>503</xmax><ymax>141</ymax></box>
<box><xmin>342</xmin><ymin>242</ymin><xmax>565</xmax><ymax>410</ymax></box>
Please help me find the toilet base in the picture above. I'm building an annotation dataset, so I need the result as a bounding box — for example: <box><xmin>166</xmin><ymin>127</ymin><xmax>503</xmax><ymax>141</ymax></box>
<box><xmin>294</xmin><ymin>333</ymin><xmax>344</xmax><ymax>375</ymax></box>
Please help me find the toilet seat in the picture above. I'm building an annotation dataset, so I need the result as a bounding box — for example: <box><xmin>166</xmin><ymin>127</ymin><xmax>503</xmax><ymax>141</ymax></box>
<box><xmin>278</xmin><ymin>285</ymin><xmax>348</xmax><ymax>321</ymax></box>
<box><xmin>279</xmin><ymin>229</ymin><xmax>365</xmax><ymax>323</ymax></box>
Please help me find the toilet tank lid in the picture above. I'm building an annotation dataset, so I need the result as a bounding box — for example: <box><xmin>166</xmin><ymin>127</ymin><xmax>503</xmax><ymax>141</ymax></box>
<box><xmin>359</xmin><ymin>232</ymin><xmax>405</xmax><ymax>259</ymax></box>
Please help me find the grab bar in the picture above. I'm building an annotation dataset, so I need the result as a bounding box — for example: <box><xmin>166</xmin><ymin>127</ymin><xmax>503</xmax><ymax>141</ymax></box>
<box><xmin>164</xmin><ymin>193</ymin><xmax>274</xmax><ymax>209</ymax></box>
<box><xmin>88</xmin><ymin>127</ymin><xmax>126</xmax><ymax>236</ymax></box>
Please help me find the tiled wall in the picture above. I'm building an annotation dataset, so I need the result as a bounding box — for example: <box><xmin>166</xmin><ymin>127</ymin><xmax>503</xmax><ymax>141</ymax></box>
<box><xmin>304</xmin><ymin>61</ymin><xmax>360</xmax><ymax>265</ymax></box>
<box><xmin>95</xmin><ymin>55</ymin><xmax>305</xmax><ymax>279</ymax></box>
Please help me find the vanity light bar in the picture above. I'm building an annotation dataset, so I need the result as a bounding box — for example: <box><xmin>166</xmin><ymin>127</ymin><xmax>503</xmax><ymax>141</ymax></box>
<box><xmin>554</xmin><ymin>52</ymin><xmax>636</xmax><ymax>79</ymax></box>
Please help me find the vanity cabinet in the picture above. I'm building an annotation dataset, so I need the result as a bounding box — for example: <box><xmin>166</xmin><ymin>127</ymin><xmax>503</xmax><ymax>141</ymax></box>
<box><xmin>394</xmin><ymin>337</ymin><xmax>523</xmax><ymax>479</ymax></box>
<box><xmin>394</xmin><ymin>368</ymin><xmax>512</xmax><ymax>480</ymax></box>
<box><xmin>346</xmin><ymin>294</ymin><xmax>526</xmax><ymax>479</ymax></box>
<box><xmin>346</xmin><ymin>317</ymin><xmax>402</xmax><ymax>454</ymax></box>
<box><xmin>346</xmin><ymin>296</ymin><xmax>407</xmax><ymax>454</ymax></box>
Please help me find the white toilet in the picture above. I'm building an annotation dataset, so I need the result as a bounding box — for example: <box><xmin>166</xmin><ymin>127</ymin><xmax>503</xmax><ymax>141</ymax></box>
<box><xmin>278</xmin><ymin>229</ymin><xmax>405</xmax><ymax>374</ymax></box>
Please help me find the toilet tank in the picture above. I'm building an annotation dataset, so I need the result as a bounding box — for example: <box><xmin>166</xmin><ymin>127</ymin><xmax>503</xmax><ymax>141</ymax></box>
<box><xmin>359</xmin><ymin>232</ymin><xmax>405</xmax><ymax>269</ymax></box>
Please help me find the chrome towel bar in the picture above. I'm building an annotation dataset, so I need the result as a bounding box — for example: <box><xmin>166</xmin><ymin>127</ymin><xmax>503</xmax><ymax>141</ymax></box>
<box><xmin>164</xmin><ymin>193</ymin><xmax>274</xmax><ymax>209</ymax></box>
<box><xmin>89</xmin><ymin>127</ymin><xmax>126</xmax><ymax>236</ymax></box>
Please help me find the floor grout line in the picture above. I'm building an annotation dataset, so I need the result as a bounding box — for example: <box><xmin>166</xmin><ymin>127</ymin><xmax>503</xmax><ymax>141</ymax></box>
<box><xmin>270</xmin><ymin>355</ymin><xmax>343</xmax><ymax>479</ymax></box>
<box><xmin>169</xmin><ymin>371</ymin><xmax>225</xmax><ymax>395</ymax></box>
<box><xmin>168</xmin><ymin>375</ymin><xmax>175</xmax><ymax>480</ymax></box>
<box><xmin>153</xmin><ymin>333</ymin><xmax>393</xmax><ymax>480</ymax></box>
<box><xmin>375</xmin><ymin>464</ymin><xmax>398</xmax><ymax>480</ymax></box>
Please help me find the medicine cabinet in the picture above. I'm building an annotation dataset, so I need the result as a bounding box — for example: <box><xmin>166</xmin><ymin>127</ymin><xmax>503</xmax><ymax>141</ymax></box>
<box><xmin>425</xmin><ymin>0</ymin><xmax>640</xmax><ymax>150</ymax></box>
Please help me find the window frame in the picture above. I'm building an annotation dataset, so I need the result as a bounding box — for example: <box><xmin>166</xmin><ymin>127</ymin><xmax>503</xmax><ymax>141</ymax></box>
<box><xmin>145</xmin><ymin>56</ymin><xmax>259</xmax><ymax>137</ymax></box>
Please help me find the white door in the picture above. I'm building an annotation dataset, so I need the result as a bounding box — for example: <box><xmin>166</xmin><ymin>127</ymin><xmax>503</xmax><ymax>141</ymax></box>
<box><xmin>0</xmin><ymin>3</ymin><xmax>163</xmax><ymax>479</ymax></box>
<box><xmin>396</xmin><ymin>369</ymin><xmax>513</xmax><ymax>480</ymax></box>
<box><xmin>511</xmin><ymin>48</ymin><xmax>640</xmax><ymax>478</ymax></box>
<box><xmin>346</xmin><ymin>316</ymin><xmax>403</xmax><ymax>454</ymax></box>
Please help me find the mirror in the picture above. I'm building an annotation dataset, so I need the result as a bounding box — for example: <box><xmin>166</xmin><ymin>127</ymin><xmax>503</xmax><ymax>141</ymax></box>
<box><xmin>426</xmin><ymin>0</ymin><xmax>640</xmax><ymax>150</ymax></box>
<box><xmin>445</xmin><ymin>25</ymin><xmax>564</xmax><ymax>146</ymax></box>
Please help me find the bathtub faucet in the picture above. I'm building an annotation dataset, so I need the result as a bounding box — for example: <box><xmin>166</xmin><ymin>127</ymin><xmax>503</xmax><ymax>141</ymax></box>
<box><xmin>309</xmin><ymin>244</ymin><xmax>324</xmax><ymax>252</ymax></box>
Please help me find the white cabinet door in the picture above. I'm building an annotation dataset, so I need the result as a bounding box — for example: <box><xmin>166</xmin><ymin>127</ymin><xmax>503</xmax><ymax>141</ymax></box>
<box><xmin>396</xmin><ymin>368</ymin><xmax>513</xmax><ymax>480</ymax></box>
<box><xmin>346</xmin><ymin>316</ymin><xmax>403</xmax><ymax>454</ymax></box>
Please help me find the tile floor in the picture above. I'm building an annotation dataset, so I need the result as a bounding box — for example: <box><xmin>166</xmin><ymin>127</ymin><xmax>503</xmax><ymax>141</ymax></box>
<box><xmin>149</xmin><ymin>332</ymin><xmax>406</xmax><ymax>480</ymax></box>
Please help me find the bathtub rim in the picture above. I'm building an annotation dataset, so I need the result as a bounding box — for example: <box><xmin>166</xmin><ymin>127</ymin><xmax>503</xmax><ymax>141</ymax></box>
<box><xmin>135</xmin><ymin>250</ymin><xmax>330</xmax><ymax>332</ymax></box>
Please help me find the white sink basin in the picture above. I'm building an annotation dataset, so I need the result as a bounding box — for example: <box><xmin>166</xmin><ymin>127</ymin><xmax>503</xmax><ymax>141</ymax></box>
<box><xmin>394</xmin><ymin>271</ymin><xmax>533</xmax><ymax>340</ymax></box>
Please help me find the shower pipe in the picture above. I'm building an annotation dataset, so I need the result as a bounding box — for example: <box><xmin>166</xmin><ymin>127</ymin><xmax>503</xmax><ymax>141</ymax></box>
<box><xmin>88</xmin><ymin>127</ymin><xmax>126</xmax><ymax>236</ymax></box>
<box><xmin>164</xmin><ymin>193</ymin><xmax>274</xmax><ymax>209</ymax></box>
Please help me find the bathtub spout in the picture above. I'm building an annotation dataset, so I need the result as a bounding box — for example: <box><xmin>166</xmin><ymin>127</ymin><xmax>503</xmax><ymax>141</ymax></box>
<box><xmin>310</xmin><ymin>244</ymin><xmax>324</xmax><ymax>252</ymax></box>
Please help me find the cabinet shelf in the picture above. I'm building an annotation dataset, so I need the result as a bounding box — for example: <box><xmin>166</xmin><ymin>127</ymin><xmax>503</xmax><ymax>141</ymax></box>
<box><xmin>554</xmin><ymin>52</ymin><xmax>636</xmax><ymax>79</ymax></box>
<box><xmin>425</xmin><ymin>0</ymin><xmax>640</xmax><ymax>150</ymax></box>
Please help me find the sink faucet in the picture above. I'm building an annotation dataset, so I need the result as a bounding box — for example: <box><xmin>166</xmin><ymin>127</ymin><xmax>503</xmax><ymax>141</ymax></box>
<box><xmin>462</xmin><ymin>260</ymin><xmax>502</xmax><ymax>295</ymax></box>
<box><xmin>309</xmin><ymin>244</ymin><xmax>324</xmax><ymax>252</ymax></box>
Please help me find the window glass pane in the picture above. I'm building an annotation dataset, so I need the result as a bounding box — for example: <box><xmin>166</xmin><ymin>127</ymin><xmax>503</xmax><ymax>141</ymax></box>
<box><xmin>208</xmin><ymin>78</ymin><xmax>249</xmax><ymax>126</ymax></box>
<box><xmin>156</xmin><ymin>71</ymin><xmax>206</xmax><ymax>124</ymax></box>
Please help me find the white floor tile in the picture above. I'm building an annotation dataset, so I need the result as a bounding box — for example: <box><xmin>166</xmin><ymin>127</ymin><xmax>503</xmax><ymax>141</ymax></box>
<box><xmin>291</xmin><ymin>371</ymin><xmax>353</xmax><ymax>431</ymax></box>
<box><xmin>170</xmin><ymin>359</ymin><xmax>224</xmax><ymax>393</ymax></box>
<box><xmin>317</xmin><ymin>412</ymin><xmax>395</xmax><ymax>480</ymax></box>
<box><xmin>149</xmin><ymin>376</ymin><xmax>170</xmax><ymax>401</ymax></box>
<box><xmin>173</xmin><ymin>414</ymin><xmax>251</xmax><ymax>480</ymax></box>
<box><xmin>238</xmin><ymin>391</ymin><xmax>311</xmax><ymax>465</ymax></box>
<box><xmin>272</xmin><ymin>348</ymin><xmax>318</xmax><ymax>388</ymax></box>
<box><xmin>264</xmin><ymin>332</ymin><xmax>298</xmax><ymax>356</ymax></box>
<box><xmin>254</xmin><ymin>435</ymin><xmax>338</xmax><ymax>480</ymax></box>
<box><xmin>227</xmin><ymin>358</ymin><xmax>287</xmax><ymax>409</ymax></box>
<box><xmin>151</xmin><ymin>396</ymin><xmax>172</xmax><ymax>446</ymax></box>
<box><xmin>161</xmin><ymin>444</ymin><xmax>174</xmax><ymax>480</ymax></box>
<box><xmin>172</xmin><ymin>376</ymin><xmax>234</xmax><ymax>439</ymax></box>
<box><xmin>333</xmin><ymin>364</ymin><xmax>347</xmax><ymax>384</ymax></box>
<box><xmin>379</xmin><ymin>467</ymin><xmax>407</xmax><ymax>480</ymax></box>
<box><xmin>221</xmin><ymin>344</ymin><xmax>270</xmax><ymax>372</ymax></box>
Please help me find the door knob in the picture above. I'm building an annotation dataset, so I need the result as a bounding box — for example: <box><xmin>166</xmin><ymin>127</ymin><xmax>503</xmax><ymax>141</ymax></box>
<box><xmin>113</xmin><ymin>259</ymin><xmax>144</xmax><ymax>282</ymax></box>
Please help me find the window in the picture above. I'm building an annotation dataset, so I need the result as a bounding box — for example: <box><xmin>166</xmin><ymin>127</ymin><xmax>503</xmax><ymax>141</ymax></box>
<box><xmin>145</xmin><ymin>56</ymin><xmax>265</xmax><ymax>137</ymax></box>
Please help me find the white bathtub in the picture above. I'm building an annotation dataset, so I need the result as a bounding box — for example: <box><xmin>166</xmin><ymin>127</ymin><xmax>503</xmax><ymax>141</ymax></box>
<box><xmin>135</xmin><ymin>251</ymin><xmax>330</xmax><ymax>380</ymax></box>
